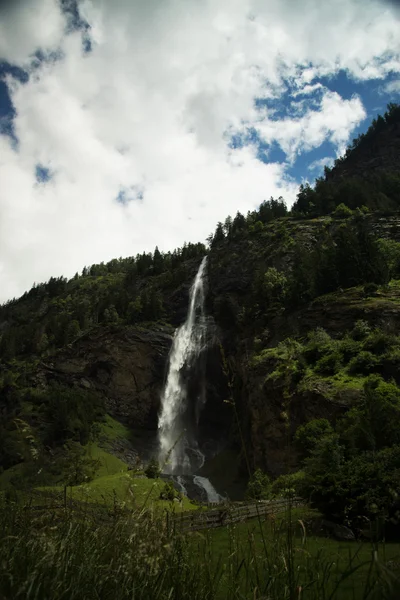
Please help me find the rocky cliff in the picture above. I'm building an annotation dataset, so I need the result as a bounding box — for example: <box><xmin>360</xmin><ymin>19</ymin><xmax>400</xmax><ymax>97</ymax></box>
<box><xmin>35</xmin><ymin>325</ymin><xmax>172</xmax><ymax>430</ymax></box>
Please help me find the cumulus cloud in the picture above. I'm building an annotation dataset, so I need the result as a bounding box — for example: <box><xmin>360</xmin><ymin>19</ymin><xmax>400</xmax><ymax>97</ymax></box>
<box><xmin>381</xmin><ymin>79</ymin><xmax>400</xmax><ymax>95</ymax></box>
<box><xmin>308</xmin><ymin>156</ymin><xmax>335</xmax><ymax>173</ymax></box>
<box><xmin>254</xmin><ymin>91</ymin><xmax>366</xmax><ymax>161</ymax></box>
<box><xmin>0</xmin><ymin>0</ymin><xmax>399</xmax><ymax>301</ymax></box>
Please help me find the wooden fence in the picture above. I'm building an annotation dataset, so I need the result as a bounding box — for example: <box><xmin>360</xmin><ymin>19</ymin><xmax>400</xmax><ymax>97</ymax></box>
<box><xmin>169</xmin><ymin>497</ymin><xmax>303</xmax><ymax>534</ymax></box>
<box><xmin>14</xmin><ymin>490</ymin><xmax>304</xmax><ymax>535</ymax></box>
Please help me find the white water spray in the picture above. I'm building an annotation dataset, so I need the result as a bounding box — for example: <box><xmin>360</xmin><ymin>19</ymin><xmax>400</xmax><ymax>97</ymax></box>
<box><xmin>193</xmin><ymin>476</ymin><xmax>222</xmax><ymax>504</ymax></box>
<box><xmin>158</xmin><ymin>256</ymin><xmax>208</xmax><ymax>474</ymax></box>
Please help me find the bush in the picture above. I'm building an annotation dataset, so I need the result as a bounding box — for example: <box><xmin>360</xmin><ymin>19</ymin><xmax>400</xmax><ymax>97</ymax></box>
<box><xmin>246</xmin><ymin>468</ymin><xmax>271</xmax><ymax>500</ymax></box>
<box><xmin>315</xmin><ymin>351</ymin><xmax>343</xmax><ymax>375</ymax></box>
<box><xmin>270</xmin><ymin>471</ymin><xmax>306</xmax><ymax>498</ymax></box>
<box><xmin>262</xmin><ymin>267</ymin><xmax>288</xmax><ymax>305</ymax></box>
<box><xmin>363</xmin><ymin>330</ymin><xmax>398</xmax><ymax>355</ymax></box>
<box><xmin>340</xmin><ymin>375</ymin><xmax>400</xmax><ymax>452</ymax></box>
<box><xmin>348</xmin><ymin>351</ymin><xmax>380</xmax><ymax>375</ymax></box>
<box><xmin>338</xmin><ymin>335</ymin><xmax>361</xmax><ymax>361</ymax></box>
<box><xmin>145</xmin><ymin>458</ymin><xmax>161</xmax><ymax>479</ymax></box>
<box><xmin>303</xmin><ymin>328</ymin><xmax>334</xmax><ymax>364</ymax></box>
<box><xmin>351</xmin><ymin>320</ymin><xmax>372</xmax><ymax>341</ymax></box>
<box><xmin>332</xmin><ymin>203</ymin><xmax>353</xmax><ymax>218</ymax></box>
<box><xmin>159</xmin><ymin>480</ymin><xmax>181</xmax><ymax>501</ymax></box>
<box><xmin>295</xmin><ymin>419</ymin><xmax>334</xmax><ymax>460</ymax></box>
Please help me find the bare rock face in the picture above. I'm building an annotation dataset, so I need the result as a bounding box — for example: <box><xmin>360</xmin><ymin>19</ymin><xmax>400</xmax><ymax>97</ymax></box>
<box><xmin>36</xmin><ymin>325</ymin><xmax>172</xmax><ymax>429</ymax></box>
<box><xmin>245</xmin><ymin>371</ymin><xmax>348</xmax><ymax>476</ymax></box>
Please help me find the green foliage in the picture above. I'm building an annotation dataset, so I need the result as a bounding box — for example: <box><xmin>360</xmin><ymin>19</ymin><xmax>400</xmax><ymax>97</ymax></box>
<box><xmin>159</xmin><ymin>480</ymin><xmax>181</xmax><ymax>501</ymax></box>
<box><xmin>270</xmin><ymin>471</ymin><xmax>306</xmax><ymax>498</ymax></box>
<box><xmin>315</xmin><ymin>350</ymin><xmax>343</xmax><ymax>375</ymax></box>
<box><xmin>340</xmin><ymin>376</ymin><xmax>400</xmax><ymax>452</ymax></box>
<box><xmin>351</xmin><ymin>320</ymin><xmax>372</xmax><ymax>341</ymax></box>
<box><xmin>2</xmin><ymin>496</ymin><xmax>400</xmax><ymax>600</ymax></box>
<box><xmin>246</xmin><ymin>468</ymin><xmax>271</xmax><ymax>500</ymax></box>
<box><xmin>30</xmin><ymin>383</ymin><xmax>104</xmax><ymax>448</ymax></box>
<box><xmin>348</xmin><ymin>351</ymin><xmax>379</xmax><ymax>375</ymax></box>
<box><xmin>295</xmin><ymin>419</ymin><xmax>334</xmax><ymax>460</ymax></box>
<box><xmin>145</xmin><ymin>457</ymin><xmax>161</xmax><ymax>479</ymax></box>
<box><xmin>291</xmin><ymin>104</ymin><xmax>400</xmax><ymax>217</ymax></box>
<box><xmin>0</xmin><ymin>243</ymin><xmax>207</xmax><ymax>360</ymax></box>
<box><xmin>333</xmin><ymin>203</ymin><xmax>353</xmax><ymax>218</ymax></box>
<box><xmin>289</xmin><ymin>220</ymin><xmax>390</xmax><ymax>305</ymax></box>
<box><xmin>302</xmin><ymin>328</ymin><xmax>334</xmax><ymax>363</ymax></box>
<box><xmin>59</xmin><ymin>440</ymin><xmax>101</xmax><ymax>486</ymax></box>
<box><xmin>262</xmin><ymin>267</ymin><xmax>287</xmax><ymax>304</ymax></box>
<box><xmin>377</xmin><ymin>238</ymin><xmax>400</xmax><ymax>279</ymax></box>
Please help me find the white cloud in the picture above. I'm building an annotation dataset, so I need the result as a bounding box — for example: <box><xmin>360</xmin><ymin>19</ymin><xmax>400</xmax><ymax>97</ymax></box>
<box><xmin>0</xmin><ymin>0</ymin><xmax>399</xmax><ymax>301</ymax></box>
<box><xmin>381</xmin><ymin>79</ymin><xmax>400</xmax><ymax>95</ymax></box>
<box><xmin>0</xmin><ymin>0</ymin><xmax>65</xmax><ymax>65</ymax></box>
<box><xmin>308</xmin><ymin>156</ymin><xmax>335</xmax><ymax>172</ymax></box>
<box><xmin>254</xmin><ymin>91</ymin><xmax>366</xmax><ymax>162</ymax></box>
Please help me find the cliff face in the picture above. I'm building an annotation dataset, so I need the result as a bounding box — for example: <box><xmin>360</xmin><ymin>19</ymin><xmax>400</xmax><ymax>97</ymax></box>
<box><xmin>205</xmin><ymin>214</ymin><xmax>400</xmax><ymax>476</ymax></box>
<box><xmin>34</xmin><ymin>325</ymin><xmax>172</xmax><ymax>430</ymax></box>
<box><xmin>243</xmin><ymin>283</ymin><xmax>400</xmax><ymax>475</ymax></box>
<box><xmin>30</xmin><ymin>321</ymin><xmax>232</xmax><ymax>461</ymax></box>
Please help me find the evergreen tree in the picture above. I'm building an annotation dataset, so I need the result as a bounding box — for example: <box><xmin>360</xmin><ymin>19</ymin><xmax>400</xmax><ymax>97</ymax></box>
<box><xmin>211</xmin><ymin>222</ymin><xmax>225</xmax><ymax>246</ymax></box>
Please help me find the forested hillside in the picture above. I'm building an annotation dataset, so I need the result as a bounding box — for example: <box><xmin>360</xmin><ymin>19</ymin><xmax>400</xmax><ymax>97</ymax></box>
<box><xmin>1</xmin><ymin>104</ymin><xmax>400</xmax><ymax>533</ymax></box>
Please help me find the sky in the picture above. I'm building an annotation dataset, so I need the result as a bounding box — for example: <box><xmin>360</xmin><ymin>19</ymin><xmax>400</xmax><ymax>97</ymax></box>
<box><xmin>0</xmin><ymin>0</ymin><xmax>399</xmax><ymax>302</ymax></box>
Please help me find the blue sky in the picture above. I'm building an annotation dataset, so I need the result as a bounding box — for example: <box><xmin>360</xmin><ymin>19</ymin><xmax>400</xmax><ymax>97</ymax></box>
<box><xmin>231</xmin><ymin>68</ymin><xmax>399</xmax><ymax>182</ymax></box>
<box><xmin>0</xmin><ymin>0</ymin><xmax>399</xmax><ymax>301</ymax></box>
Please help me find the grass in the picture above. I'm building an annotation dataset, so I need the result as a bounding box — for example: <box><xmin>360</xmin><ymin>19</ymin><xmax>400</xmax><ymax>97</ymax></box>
<box><xmin>98</xmin><ymin>414</ymin><xmax>132</xmax><ymax>442</ymax></box>
<box><xmin>2</xmin><ymin>498</ymin><xmax>398</xmax><ymax>600</ymax></box>
<box><xmin>189</xmin><ymin>506</ymin><xmax>400</xmax><ymax>599</ymax></box>
<box><xmin>298</xmin><ymin>371</ymin><xmax>366</xmax><ymax>403</ymax></box>
<box><xmin>49</xmin><ymin>472</ymin><xmax>197</xmax><ymax>512</ymax></box>
<box><xmin>86</xmin><ymin>441</ymin><xmax>128</xmax><ymax>477</ymax></box>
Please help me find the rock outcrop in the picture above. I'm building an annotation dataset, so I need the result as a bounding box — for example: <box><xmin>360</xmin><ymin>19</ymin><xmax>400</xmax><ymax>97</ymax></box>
<box><xmin>35</xmin><ymin>325</ymin><xmax>172</xmax><ymax>429</ymax></box>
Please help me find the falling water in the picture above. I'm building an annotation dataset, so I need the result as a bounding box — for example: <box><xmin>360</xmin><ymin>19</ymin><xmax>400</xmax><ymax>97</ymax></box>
<box><xmin>193</xmin><ymin>476</ymin><xmax>222</xmax><ymax>503</ymax></box>
<box><xmin>158</xmin><ymin>256</ymin><xmax>208</xmax><ymax>474</ymax></box>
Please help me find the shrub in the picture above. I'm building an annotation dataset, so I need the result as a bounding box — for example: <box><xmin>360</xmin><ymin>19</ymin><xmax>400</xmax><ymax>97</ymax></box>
<box><xmin>160</xmin><ymin>480</ymin><xmax>181</xmax><ymax>501</ymax></box>
<box><xmin>315</xmin><ymin>351</ymin><xmax>343</xmax><ymax>375</ymax></box>
<box><xmin>340</xmin><ymin>375</ymin><xmax>400</xmax><ymax>452</ymax></box>
<box><xmin>351</xmin><ymin>320</ymin><xmax>371</xmax><ymax>341</ymax></box>
<box><xmin>262</xmin><ymin>267</ymin><xmax>288</xmax><ymax>304</ymax></box>
<box><xmin>246</xmin><ymin>468</ymin><xmax>271</xmax><ymax>500</ymax></box>
<box><xmin>333</xmin><ymin>203</ymin><xmax>353</xmax><ymax>218</ymax></box>
<box><xmin>270</xmin><ymin>471</ymin><xmax>306</xmax><ymax>498</ymax></box>
<box><xmin>145</xmin><ymin>457</ymin><xmax>161</xmax><ymax>479</ymax></box>
<box><xmin>295</xmin><ymin>419</ymin><xmax>334</xmax><ymax>460</ymax></box>
<box><xmin>363</xmin><ymin>329</ymin><xmax>398</xmax><ymax>355</ymax></box>
<box><xmin>303</xmin><ymin>328</ymin><xmax>335</xmax><ymax>364</ymax></box>
<box><xmin>348</xmin><ymin>351</ymin><xmax>380</xmax><ymax>375</ymax></box>
<box><xmin>60</xmin><ymin>441</ymin><xmax>100</xmax><ymax>486</ymax></box>
<box><xmin>338</xmin><ymin>335</ymin><xmax>361</xmax><ymax>361</ymax></box>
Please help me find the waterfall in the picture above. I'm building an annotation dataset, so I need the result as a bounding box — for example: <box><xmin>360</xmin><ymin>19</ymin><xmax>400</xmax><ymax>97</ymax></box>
<box><xmin>193</xmin><ymin>476</ymin><xmax>222</xmax><ymax>504</ymax></box>
<box><xmin>158</xmin><ymin>256</ymin><xmax>208</xmax><ymax>474</ymax></box>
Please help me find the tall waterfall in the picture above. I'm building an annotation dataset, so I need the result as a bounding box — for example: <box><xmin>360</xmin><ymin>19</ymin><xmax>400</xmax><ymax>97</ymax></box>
<box><xmin>158</xmin><ymin>256</ymin><xmax>208</xmax><ymax>474</ymax></box>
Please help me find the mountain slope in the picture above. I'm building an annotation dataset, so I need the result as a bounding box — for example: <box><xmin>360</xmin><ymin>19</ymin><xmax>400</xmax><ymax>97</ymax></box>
<box><xmin>1</xmin><ymin>105</ymin><xmax>400</xmax><ymax>521</ymax></box>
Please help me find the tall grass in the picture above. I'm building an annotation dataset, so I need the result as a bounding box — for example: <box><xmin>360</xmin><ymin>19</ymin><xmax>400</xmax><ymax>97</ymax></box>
<box><xmin>1</xmin><ymin>494</ymin><xmax>400</xmax><ymax>600</ymax></box>
<box><xmin>0</xmin><ymin>496</ymin><xmax>219</xmax><ymax>600</ymax></box>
